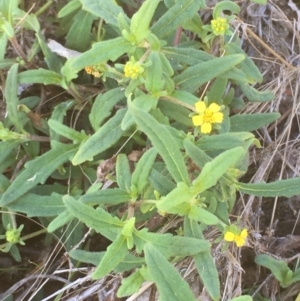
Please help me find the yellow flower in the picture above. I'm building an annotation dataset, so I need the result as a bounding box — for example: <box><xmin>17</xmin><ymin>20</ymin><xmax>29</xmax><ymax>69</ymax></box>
<box><xmin>124</xmin><ymin>60</ymin><xmax>144</xmax><ymax>79</ymax></box>
<box><xmin>211</xmin><ymin>17</ymin><xmax>229</xmax><ymax>36</ymax></box>
<box><xmin>192</xmin><ymin>101</ymin><xmax>223</xmax><ymax>134</ymax></box>
<box><xmin>85</xmin><ymin>66</ymin><xmax>102</xmax><ymax>77</ymax></box>
<box><xmin>224</xmin><ymin>229</ymin><xmax>248</xmax><ymax>247</ymax></box>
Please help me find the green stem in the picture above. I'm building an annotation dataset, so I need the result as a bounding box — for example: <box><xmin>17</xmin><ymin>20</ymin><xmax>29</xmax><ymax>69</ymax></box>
<box><xmin>35</xmin><ymin>1</ymin><xmax>55</xmax><ymax>17</ymax></box>
<box><xmin>161</xmin><ymin>95</ymin><xmax>196</xmax><ymax>112</ymax></box>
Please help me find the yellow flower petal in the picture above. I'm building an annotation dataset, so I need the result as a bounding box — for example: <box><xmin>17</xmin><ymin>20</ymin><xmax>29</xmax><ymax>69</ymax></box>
<box><xmin>212</xmin><ymin>112</ymin><xmax>223</xmax><ymax>123</ymax></box>
<box><xmin>195</xmin><ymin>101</ymin><xmax>206</xmax><ymax>113</ymax></box>
<box><xmin>208</xmin><ymin>103</ymin><xmax>220</xmax><ymax>112</ymax></box>
<box><xmin>240</xmin><ymin>229</ymin><xmax>248</xmax><ymax>239</ymax></box>
<box><xmin>224</xmin><ymin>231</ymin><xmax>235</xmax><ymax>242</ymax></box>
<box><xmin>201</xmin><ymin>122</ymin><xmax>212</xmax><ymax>134</ymax></box>
<box><xmin>192</xmin><ymin>115</ymin><xmax>203</xmax><ymax>126</ymax></box>
<box><xmin>235</xmin><ymin>236</ymin><xmax>246</xmax><ymax>247</ymax></box>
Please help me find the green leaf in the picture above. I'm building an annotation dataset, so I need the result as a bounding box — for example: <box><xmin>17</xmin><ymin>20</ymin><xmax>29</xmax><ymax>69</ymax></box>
<box><xmin>48</xmin><ymin>119</ymin><xmax>88</xmax><ymax>144</ymax></box>
<box><xmin>47</xmin><ymin>209</ymin><xmax>73</xmax><ymax>233</ymax></box>
<box><xmin>64</xmin><ymin>195</ymin><xmax>123</xmax><ymax>240</ymax></box>
<box><xmin>224</xmin><ymin>43</ymin><xmax>263</xmax><ymax>83</ymax></box>
<box><xmin>145</xmin><ymin>51</ymin><xmax>164</xmax><ymax>93</ymax></box>
<box><xmin>188</xmin><ymin>207</ymin><xmax>219</xmax><ymax>225</ymax></box>
<box><xmin>230</xmin><ymin>113</ymin><xmax>280</xmax><ymax>132</ymax></box>
<box><xmin>5</xmin><ymin>64</ymin><xmax>23</xmax><ymax>131</ymax></box>
<box><xmin>58</xmin><ymin>0</ymin><xmax>81</xmax><ymax>18</ymax></box>
<box><xmin>66</xmin><ymin>10</ymin><xmax>95</xmax><ymax>52</ymax></box>
<box><xmin>149</xmin><ymin>168</ymin><xmax>176</xmax><ymax>195</ymax></box>
<box><xmin>130</xmin><ymin>105</ymin><xmax>189</xmax><ymax>184</ymax></box>
<box><xmin>157</xmin><ymin>182</ymin><xmax>194</xmax><ymax>214</ymax></box>
<box><xmin>72</xmin><ymin>108</ymin><xmax>126</xmax><ymax>165</ymax></box>
<box><xmin>49</xmin><ymin>100</ymin><xmax>75</xmax><ymax>145</ymax></box>
<box><xmin>255</xmin><ymin>254</ymin><xmax>289</xmax><ymax>284</ymax></box>
<box><xmin>116</xmin><ymin>154</ymin><xmax>131</xmax><ymax>193</ymax></box>
<box><xmin>0</xmin><ymin>143</ymin><xmax>78</xmax><ymax>207</ymax></box>
<box><xmin>158</xmin><ymin>100</ymin><xmax>192</xmax><ymax>127</ymax></box>
<box><xmin>7</xmin><ymin>193</ymin><xmax>64</xmax><ymax>217</ymax></box>
<box><xmin>212</xmin><ymin>1</ymin><xmax>240</xmax><ymax>19</ymax></box>
<box><xmin>89</xmin><ymin>87</ymin><xmax>125</xmax><ymax>131</ymax></box>
<box><xmin>18</xmin><ymin>69</ymin><xmax>64</xmax><ymax>86</ymax></box>
<box><xmin>184</xmin><ymin>139</ymin><xmax>211</xmax><ymax>169</ymax></box>
<box><xmin>36</xmin><ymin>33</ymin><xmax>62</xmax><ymax>73</ymax></box>
<box><xmin>144</xmin><ymin>244</ymin><xmax>197</xmax><ymax>301</ymax></box>
<box><xmin>174</xmin><ymin>54</ymin><xmax>245</xmax><ymax>92</ymax></box>
<box><xmin>80</xmin><ymin>0</ymin><xmax>128</xmax><ymax>27</ymax></box>
<box><xmin>237</xmin><ymin>177</ymin><xmax>300</xmax><ymax>197</ymax></box>
<box><xmin>0</xmin><ymin>141</ymin><xmax>19</xmax><ymax>165</ymax></box>
<box><xmin>65</xmin><ymin>37</ymin><xmax>132</xmax><ymax>80</ymax></box>
<box><xmin>131</xmin><ymin>148</ymin><xmax>157</xmax><ymax>194</ymax></box>
<box><xmin>240</xmin><ymin>83</ymin><xmax>274</xmax><ymax>102</ymax></box>
<box><xmin>196</xmin><ymin>132</ymin><xmax>255</xmax><ymax>152</ymax></box>
<box><xmin>231</xmin><ymin>296</ymin><xmax>253</xmax><ymax>301</ymax></box>
<box><xmin>1</xmin><ymin>0</ymin><xmax>18</xmax><ymax>24</ymax></box>
<box><xmin>151</xmin><ymin>0</ymin><xmax>203</xmax><ymax>39</ymax></box>
<box><xmin>117</xmin><ymin>269</ymin><xmax>145</xmax><ymax>297</ymax></box>
<box><xmin>81</xmin><ymin>188</ymin><xmax>130</xmax><ymax>205</ymax></box>
<box><xmin>163</xmin><ymin>46</ymin><xmax>213</xmax><ymax>65</ymax></box>
<box><xmin>184</xmin><ymin>217</ymin><xmax>220</xmax><ymax>300</ymax></box>
<box><xmin>130</xmin><ymin>0</ymin><xmax>161</xmax><ymax>43</ymax></box>
<box><xmin>192</xmin><ymin>147</ymin><xmax>244</xmax><ymax>194</ymax></box>
<box><xmin>194</xmin><ymin>252</ymin><xmax>220</xmax><ymax>301</ymax></box>
<box><xmin>92</xmin><ymin>234</ymin><xmax>127</xmax><ymax>279</ymax></box>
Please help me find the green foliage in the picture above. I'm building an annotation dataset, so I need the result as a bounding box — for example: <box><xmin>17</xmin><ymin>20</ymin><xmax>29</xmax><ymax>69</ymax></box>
<box><xmin>255</xmin><ymin>255</ymin><xmax>300</xmax><ymax>288</ymax></box>
<box><xmin>0</xmin><ymin>0</ymin><xmax>293</xmax><ymax>300</ymax></box>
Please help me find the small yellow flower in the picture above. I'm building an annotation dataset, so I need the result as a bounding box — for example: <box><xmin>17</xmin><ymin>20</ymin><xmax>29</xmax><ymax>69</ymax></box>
<box><xmin>85</xmin><ymin>65</ymin><xmax>102</xmax><ymax>77</ymax></box>
<box><xmin>211</xmin><ymin>17</ymin><xmax>229</xmax><ymax>36</ymax></box>
<box><xmin>224</xmin><ymin>229</ymin><xmax>248</xmax><ymax>247</ymax></box>
<box><xmin>192</xmin><ymin>101</ymin><xmax>223</xmax><ymax>134</ymax></box>
<box><xmin>124</xmin><ymin>61</ymin><xmax>144</xmax><ymax>79</ymax></box>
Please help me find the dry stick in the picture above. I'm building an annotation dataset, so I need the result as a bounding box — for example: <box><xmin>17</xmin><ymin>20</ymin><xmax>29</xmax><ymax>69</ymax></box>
<box><xmin>237</xmin><ymin>17</ymin><xmax>295</xmax><ymax>71</ymax></box>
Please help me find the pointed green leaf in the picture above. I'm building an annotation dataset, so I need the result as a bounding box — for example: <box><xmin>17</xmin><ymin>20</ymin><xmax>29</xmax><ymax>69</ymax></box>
<box><xmin>66</xmin><ymin>10</ymin><xmax>95</xmax><ymax>52</ymax></box>
<box><xmin>231</xmin><ymin>296</ymin><xmax>253</xmax><ymax>301</ymax></box>
<box><xmin>188</xmin><ymin>207</ymin><xmax>219</xmax><ymax>225</ymax></box>
<box><xmin>80</xmin><ymin>0</ymin><xmax>128</xmax><ymax>27</ymax></box>
<box><xmin>145</xmin><ymin>51</ymin><xmax>164</xmax><ymax>93</ymax></box>
<box><xmin>157</xmin><ymin>182</ymin><xmax>194</xmax><ymax>214</ymax></box>
<box><xmin>131</xmin><ymin>148</ymin><xmax>157</xmax><ymax>194</ymax></box>
<box><xmin>89</xmin><ymin>87</ymin><xmax>125</xmax><ymax>131</ymax></box>
<box><xmin>192</xmin><ymin>147</ymin><xmax>244</xmax><ymax>194</ymax></box>
<box><xmin>64</xmin><ymin>195</ymin><xmax>123</xmax><ymax>240</ymax></box>
<box><xmin>237</xmin><ymin>177</ymin><xmax>300</xmax><ymax>197</ymax></box>
<box><xmin>240</xmin><ymin>83</ymin><xmax>274</xmax><ymax>102</ymax></box>
<box><xmin>7</xmin><ymin>193</ymin><xmax>64</xmax><ymax>217</ymax></box>
<box><xmin>48</xmin><ymin>119</ymin><xmax>88</xmax><ymax>144</ymax></box>
<box><xmin>224</xmin><ymin>43</ymin><xmax>263</xmax><ymax>83</ymax></box>
<box><xmin>230</xmin><ymin>112</ymin><xmax>280</xmax><ymax>132</ymax></box>
<box><xmin>92</xmin><ymin>234</ymin><xmax>127</xmax><ymax>279</ymax></box>
<box><xmin>36</xmin><ymin>33</ymin><xmax>62</xmax><ymax>73</ymax></box>
<box><xmin>163</xmin><ymin>46</ymin><xmax>213</xmax><ymax>65</ymax></box>
<box><xmin>5</xmin><ymin>64</ymin><xmax>23</xmax><ymax>131</ymax></box>
<box><xmin>130</xmin><ymin>105</ymin><xmax>189</xmax><ymax>184</ymax></box>
<box><xmin>174</xmin><ymin>54</ymin><xmax>245</xmax><ymax>92</ymax></box>
<box><xmin>116</xmin><ymin>154</ymin><xmax>131</xmax><ymax>193</ymax></box>
<box><xmin>117</xmin><ymin>269</ymin><xmax>145</xmax><ymax>297</ymax></box>
<box><xmin>193</xmin><ymin>252</ymin><xmax>220</xmax><ymax>301</ymax></box>
<box><xmin>72</xmin><ymin>109</ymin><xmax>126</xmax><ymax>165</ymax></box>
<box><xmin>58</xmin><ymin>0</ymin><xmax>81</xmax><ymax>18</ymax></box>
<box><xmin>149</xmin><ymin>168</ymin><xmax>176</xmax><ymax>195</ymax></box>
<box><xmin>0</xmin><ymin>143</ymin><xmax>78</xmax><ymax>207</ymax></box>
<box><xmin>151</xmin><ymin>0</ymin><xmax>203</xmax><ymax>39</ymax></box>
<box><xmin>144</xmin><ymin>244</ymin><xmax>197</xmax><ymax>301</ymax></box>
<box><xmin>47</xmin><ymin>209</ymin><xmax>73</xmax><ymax>233</ymax></box>
<box><xmin>18</xmin><ymin>68</ymin><xmax>64</xmax><ymax>86</ymax></box>
<box><xmin>81</xmin><ymin>188</ymin><xmax>130</xmax><ymax>205</ymax></box>
<box><xmin>130</xmin><ymin>0</ymin><xmax>160</xmax><ymax>43</ymax></box>
<box><xmin>255</xmin><ymin>254</ymin><xmax>289</xmax><ymax>284</ymax></box>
